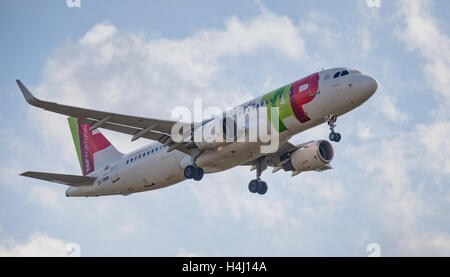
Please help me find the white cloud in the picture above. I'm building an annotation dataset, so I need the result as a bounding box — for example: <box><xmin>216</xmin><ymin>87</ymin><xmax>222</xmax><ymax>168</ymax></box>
<box><xmin>0</xmin><ymin>232</ymin><xmax>70</xmax><ymax>257</ymax></box>
<box><xmin>415</xmin><ymin>121</ymin><xmax>450</xmax><ymax>176</ymax></box>
<box><xmin>27</xmin><ymin>185</ymin><xmax>65</xmax><ymax>210</ymax></box>
<box><xmin>358</xmin><ymin>28</ymin><xmax>372</xmax><ymax>56</ymax></box>
<box><xmin>11</xmin><ymin>1</ymin><xmax>450</xmax><ymax>257</ymax></box>
<box><xmin>400</xmin><ymin>232</ymin><xmax>450</xmax><ymax>256</ymax></box>
<box><xmin>176</xmin><ymin>249</ymin><xmax>203</xmax><ymax>257</ymax></box>
<box><xmin>298</xmin><ymin>12</ymin><xmax>341</xmax><ymax>52</ymax></box>
<box><xmin>30</xmin><ymin>8</ymin><xmax>310</xmax><ymax>160</ymax></box>
<box><xmin>398</xmin><ymin>0</ymin><xmax>450</xmax><ymax>103</ymax></box>
<box><xmin>80</xmin><ymin>23</ymin><xmax>117</xmax><ymax>46</ymax></box>
<box><xmin>189</xmin><ymin>167</ymin><xmax>290</xmax><ymax>228</ymax></box>
<box><xmin>0</xmin><ymin>163</ymin><xmax>25</xmax><ymax>188</ymax></box>
<box><xmin>396</xmin><ymin>0</ymin><xmax>450</xmax><ymax>180</ymax></box>
<box><xmin>90</xmin><ymin>198</ymin><xmax>142</xmax><ymax>241</ymax></box>
<box><xmin>340</xmin><ymin>2</ymin><xmax>450</xmax><ymax>255</ymax></box>
<box><xmin>347</xmin><ymin>117</ymin><xmax>450</xmax><ymax>255</ymax></box>
<box><xmin>357</xmin><ymin>125</ymin><xmax>373</xmax><ymax>140</ymax></box>
<box><xmin>195</xmin><ymin>10</ymin><xmax>306</xmax><ymax>61</ymax></box>
<box><xmin>378</xmin><ymin>93</ymin><xmax>410</xmax><ymax>123</ymax></box>
<box><xmin>22</xmin><ymin>8</ymin><xmax>317</xmax><ymax>242</ymax></box>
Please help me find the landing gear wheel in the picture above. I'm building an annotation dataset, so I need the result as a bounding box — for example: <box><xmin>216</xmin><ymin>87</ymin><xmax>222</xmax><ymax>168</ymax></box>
<box><xmin>329</xmin><ymin>132</ymin><xmax>342</xmax><ymax>142</ymax></box>
<box><xmin>184</xmin><ymin>165</ymin><xmax>196</xmax><ymax>179</ymax></box>
<box><xmin>334</xmin><ymin>133</ymin><xmax>341</xmax><ymax>142</ymax></box>
<box><xmin>193</xmin><ymin>167</ymin><xmax>204</xmax><ymax>181</ymax></box>
<box><xmin>329</xmin><ymin>132</ymin><xmax>336</xmax><ymax>141</ymax></box>
<box><xmin>257</xmin><ymin>181</ymin><xmax>268</xmax><ymax>195</ymax></box>
<box><xmin>248</xmin><ymin>179</ymin><xmax>259</xmax><ymax>193</ymax></box>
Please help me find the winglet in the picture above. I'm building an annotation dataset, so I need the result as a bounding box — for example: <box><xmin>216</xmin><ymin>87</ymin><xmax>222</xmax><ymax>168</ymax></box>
<box><xmin>16</xmin><ymin>79</ymin><xmax>42</xmax><ymax>106</ymax></box>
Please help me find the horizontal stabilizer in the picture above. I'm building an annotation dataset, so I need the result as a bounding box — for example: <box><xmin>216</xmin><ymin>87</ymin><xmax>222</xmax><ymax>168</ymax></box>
<box><xmin>20</xmin><ymin>171</ymin><xmax>96</xmax><ymax>187</ymax></box>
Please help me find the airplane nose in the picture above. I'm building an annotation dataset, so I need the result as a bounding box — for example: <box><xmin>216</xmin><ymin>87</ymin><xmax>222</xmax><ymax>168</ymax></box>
<box><xmin>364</xmin><ymin>75</ymin><xmax>378</xmax><ymax>96</ymax></box>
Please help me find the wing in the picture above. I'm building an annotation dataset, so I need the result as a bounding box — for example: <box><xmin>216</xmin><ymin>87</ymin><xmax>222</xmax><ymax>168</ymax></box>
<box><xmin>20</xmin><ymin>171</ymin><xmax>96</xmax><ymax>187</ymax></box>
<box><xmin>16</xmin><ymin>80</ymin><xmax>193</xmax><ymax>154</ymax></box>
<box><xmin>240</xmin><ymin>141</ymin><xmax>300</xmax><ymax>167</ymax></box>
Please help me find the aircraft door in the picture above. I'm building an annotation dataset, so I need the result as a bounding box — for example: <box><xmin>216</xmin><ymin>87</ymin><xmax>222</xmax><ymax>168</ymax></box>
<box><xmin>308</xmin><ymin>73</ymin><xmax>320</xmax><ymax>97</ymax></box>
<box><xmin>110</xmin><ymin>164</ymin><xmax>120</xmax><ymax>183</ymax></box>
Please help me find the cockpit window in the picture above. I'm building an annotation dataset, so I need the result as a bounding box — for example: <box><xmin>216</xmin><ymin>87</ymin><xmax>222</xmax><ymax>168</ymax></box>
<box><xmin>340</xmin><ymin>70</ymin><xmax>349</xmax><ymax>77</ymax></box>
<box><xmin>333</xmin><ymin>72</ymin><xmax>340</xmax><ymax>78</ymax></box>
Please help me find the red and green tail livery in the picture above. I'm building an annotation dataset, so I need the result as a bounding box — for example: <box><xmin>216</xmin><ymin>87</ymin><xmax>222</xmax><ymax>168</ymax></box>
<box><xmin>68</xmin><ymin>117</ymin><xmax>123</xmax><ymax>176</ymax></box>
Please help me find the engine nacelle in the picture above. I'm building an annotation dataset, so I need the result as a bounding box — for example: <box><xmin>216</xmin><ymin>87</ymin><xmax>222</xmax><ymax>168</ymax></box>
<box><xmin>190</xmin><ymin>116</ymin><xmax>243</xmax><ymax>150</ymax></box>
<box><xmin>287</xmin><ymin>140</ymin><xmax>334</xmax><ymax>172</ymax></box>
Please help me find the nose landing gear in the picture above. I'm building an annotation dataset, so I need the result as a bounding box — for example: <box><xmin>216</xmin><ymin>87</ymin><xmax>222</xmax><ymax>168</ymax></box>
<box><xmin>326</xmin><ymin>115</ymin><xmax>341</xmax><ymax>142</ymax></box>
<box><xmin>329</xmin><ymin>132</ymin><xmax>341</xmax><ymax>142</ymax></box>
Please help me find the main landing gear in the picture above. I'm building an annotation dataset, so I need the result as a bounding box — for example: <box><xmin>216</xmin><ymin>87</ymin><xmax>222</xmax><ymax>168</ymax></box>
<box><xmin>248</xmin><ymin>157</ymin><xmax>268</xmax><ymax>195</ymax></box>
<box><xmin>184</xmin><ymin>165</ymin><xmax>204</xmax><ymax>181</ymax></box>
<box><xmin>248</xmin><ymin>179</ymin><xmax>268</xmax><ymax>195</ymax></box>
<box><xmin>326</xmin><ymin>115</ymin><xmax>341</xmax><ymax>142</ymax></box>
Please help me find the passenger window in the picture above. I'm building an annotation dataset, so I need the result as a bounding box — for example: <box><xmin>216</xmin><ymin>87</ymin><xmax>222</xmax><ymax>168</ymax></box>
<box><xmin>341</xmin><ymin>70</ymin><xmax>349</xmax><ymax>76</ymax></box>
<box><xmin>138</xmin><ymin>154</ymin><xmax>141</xmax><ymax>159</ymax></box>
<box><xmin>143</xmin><ymin>153</ymin><xmax>146</xmax><ymax>157</ymax></box>
<box><xmin>151</xmin><ymin>149</ymin><xmax>154</xmax><ymax>153</ymax></box>
<box><xmin>147</xmin><ymin>151</ymin><xmax>150</xmax><ymax>155</ymax></box>
<box><xmin>126</xmin><ymin>160</ymin><xmax>129</xmax><ymax>164</ymax></box>
<box><xmin>333</xmin><ymin>72</ymin><xmax>341</xmax><ymax>78</ymax></box>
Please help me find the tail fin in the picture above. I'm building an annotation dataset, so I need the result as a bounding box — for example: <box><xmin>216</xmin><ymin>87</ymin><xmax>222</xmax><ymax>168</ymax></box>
<box><xmin>68</xmin><ymin>117</ymin><xmax>123</xmax><ymax>176</ymax></box>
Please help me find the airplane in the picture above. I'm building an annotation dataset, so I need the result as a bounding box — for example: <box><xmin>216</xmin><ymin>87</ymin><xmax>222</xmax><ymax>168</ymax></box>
<box><xmin>17</xmin><ymin>67</ymin><xmax>378</xmax><ymax>197</ymax></box>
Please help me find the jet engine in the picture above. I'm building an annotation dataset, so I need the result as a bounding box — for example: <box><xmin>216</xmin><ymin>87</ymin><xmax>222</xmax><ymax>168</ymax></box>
<box><xmin>284</xmin><ymin>140</ymin><xmax>334</xmax><ymax>172</ymax></box>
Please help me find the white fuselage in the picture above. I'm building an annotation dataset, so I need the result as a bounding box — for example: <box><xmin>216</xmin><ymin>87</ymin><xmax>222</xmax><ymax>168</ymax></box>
<box><xmin>66</xmin><ymin>67</ymin><xmax>377</xmax><ymax>197</ymax></box>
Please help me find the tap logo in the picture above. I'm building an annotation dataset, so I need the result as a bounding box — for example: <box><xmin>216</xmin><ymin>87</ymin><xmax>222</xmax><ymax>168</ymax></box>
<box><xmin>366</xmin><ymin>0</ymin><xmax>381</xmax><ymax>8</ymax></box>
<box><xmin>66</xmin><ymin>0</ymin><xmax>81</xmax><ymax>8</ymax></box>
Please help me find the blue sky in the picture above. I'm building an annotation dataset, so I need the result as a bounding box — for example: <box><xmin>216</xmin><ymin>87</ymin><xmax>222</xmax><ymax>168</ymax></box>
<box><xmin>1</xmin><ymin>0</ymin><xmax>450</xmax><ymax>256</ymax></box>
